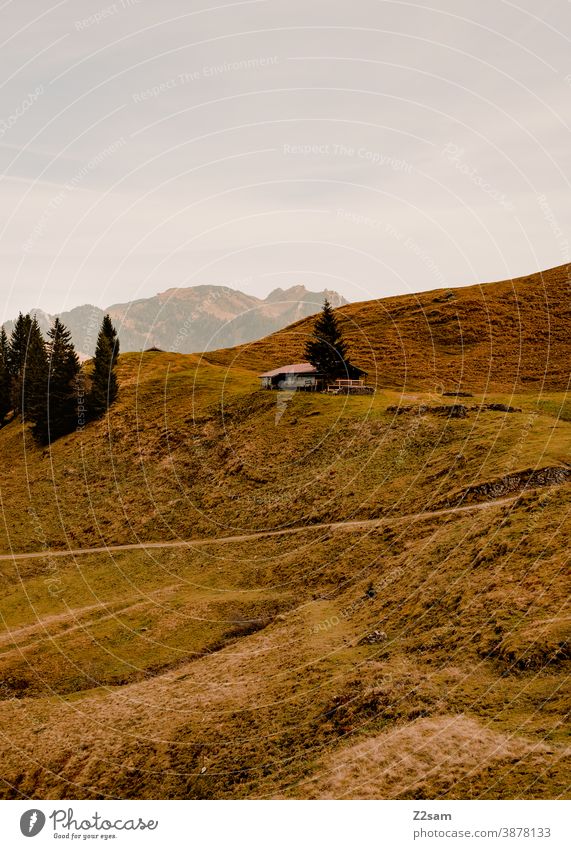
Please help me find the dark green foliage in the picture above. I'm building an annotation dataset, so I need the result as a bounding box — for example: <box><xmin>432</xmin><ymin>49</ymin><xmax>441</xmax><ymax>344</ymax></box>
<box><xmin>2</xmin><ymin>310</ymin><xmax>119</xmax><ymax>437</ymax></box>
<box><xmin>40</xmin><ymin>318</ymin><xmax>81</xmax><ymax>442</ymax></box>
<box><xmin>0</xmin><ymin>328</ymin><xmax>11</xmax><ymax>423</ymax></box>
<box><xmin>21</xmin><ymin>317</ymin><xmax>49</xmax><ymax>431</ymax></box>
<box><xmin>89</xmin><ymin>316</ymin><xmax>119</xmax><ymax>419</ymax></box>
<box><xmin>101</xmin><ymin>313</ymin><xmax>119</xmax><ymax>368</ymax></box>
<box><xmin>304</xmin><ymin>299</ymin><xmax>359</xmax><ymax>380</ymax></box>
<box><xmin>3</xmin><ymin>314</ymin><xmax>82</xmax><ymax>444</ymax></box>
<box><xmin>0</xmin><ymin>327</ymin><xmax>9</xmax><ymax>362</ymax></box>
<box><xmin>7</xmin><ymin>313</ymin><xmax>32</xmax><ymax>375</ymax></box>
<box><xmin>7</xmin><ymin>312</ymin><xmax>33</xmax><ymax>412</ymax></box>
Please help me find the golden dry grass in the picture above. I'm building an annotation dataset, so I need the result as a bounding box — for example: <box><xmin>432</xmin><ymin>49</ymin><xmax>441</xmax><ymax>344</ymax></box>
<box><xmin>0</xmin><ymin>267</ymin><xmax>570</xmax><ymax>799</ymax></box>
<box><xmin>302</xmin><ymin>715</ymin><xmax>567</xmax><ymax>800</ymax></box>
<box><xmin>0</xmin><ymin>484</ymin><xmax>569</xmax><ymax>799</ymax></box>
<box><xmin>204</xmin><ymin>262</ymin><xmax>571</xmax><ymax>392</ymax></box>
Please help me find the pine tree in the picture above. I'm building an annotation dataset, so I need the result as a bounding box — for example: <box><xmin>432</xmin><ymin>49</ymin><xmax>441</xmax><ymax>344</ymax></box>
<box><xmin>88</xmin><ymin>318</ymin><xmax>119</xmax><ymax>419</ymax></box>
<box><xmin>7</xmin><ymin>313</ymin><xmax>32</xmax><ymax>375</ymax></box>
<box><xmin>101</xmin><ymin>314</ymin><xmax>119</xmax><ymax>368</ymax></box>
<box><xmin>45</xmin><ymin>318</ymin><xmax>81</xmax><ymax>441</ymax></box>
<box><xmin>0</xmin><ymin>327</ymin><xmax>8</xmax><ymax>362</ymax></box>
<box><xmin>304</xmin><ymin>299</ymin><xmax>355</xmax><ymax>380</ymax></box>
<box><xmin>22</xmin><ymin>317</ymin><xmax>48</xmax><ymax>436</ymax></box>
<box><xmin>0</xmin><ymin>327</ymin><xmax>11</xmax><ymax>423</ymax></box>
<box><xmin>8</xmin><ymin>312</ymin><xmax>33</xmax><ymax>413</ymax></box>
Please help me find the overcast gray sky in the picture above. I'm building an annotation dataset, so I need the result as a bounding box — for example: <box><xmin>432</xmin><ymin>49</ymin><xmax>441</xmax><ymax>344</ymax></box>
<box><xmin>1</xmin><ymin>0</ymin><xmax>570</xmax><ymax>318</ymax></box>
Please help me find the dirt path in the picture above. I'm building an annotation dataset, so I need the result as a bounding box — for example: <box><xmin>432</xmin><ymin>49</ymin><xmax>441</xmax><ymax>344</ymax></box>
<box><xmin>0</xmin><ymin>495</ymin><xmax>518</xmax><ymax>564</ymax></box>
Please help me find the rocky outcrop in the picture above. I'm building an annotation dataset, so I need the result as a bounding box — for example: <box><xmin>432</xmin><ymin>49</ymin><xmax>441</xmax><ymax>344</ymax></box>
<box><xmin>446</xmin><ymin>466</ymin><xmax>571</xmax><ymax>506</ymax></box>
<box><xmin>386</xmin><ymin>403</ymin><xmax>522</xmax><ymax>417</ymax></box>
<box><xmin>387</xmin><ymin>404</ymin><xmax>468</xmax><ymax>418</ymax></box>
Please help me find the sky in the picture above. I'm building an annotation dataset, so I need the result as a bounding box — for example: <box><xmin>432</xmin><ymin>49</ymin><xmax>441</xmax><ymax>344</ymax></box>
<box><xmin>1</xmin><ymin>0</ymin><xmax>570</xmax><ymax>318</ymax></box>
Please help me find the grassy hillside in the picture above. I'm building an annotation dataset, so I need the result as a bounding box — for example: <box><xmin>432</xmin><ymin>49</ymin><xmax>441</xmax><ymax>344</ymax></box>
<box><xmin>0</xmin><ymin>269</ymin><xmax>570</xmax><ymax>799</ymax></box>
<box><xmin>204</xmin><ymin>263</ymin><xmax>571</xmax><ymax>392</ymax></box>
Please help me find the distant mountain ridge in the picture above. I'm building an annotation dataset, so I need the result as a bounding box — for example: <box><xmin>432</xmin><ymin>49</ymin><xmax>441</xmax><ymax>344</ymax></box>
<box><xmin>2</xmin><ymin>285</ymin><xmax>346</xmax><ymax>358</ymax></box>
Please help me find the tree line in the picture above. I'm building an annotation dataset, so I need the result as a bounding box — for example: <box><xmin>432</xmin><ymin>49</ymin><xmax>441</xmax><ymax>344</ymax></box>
<box><xmin>0</xmin><ymin>313</ymin><xmax>120</xmax><ymax>444</ymax></box>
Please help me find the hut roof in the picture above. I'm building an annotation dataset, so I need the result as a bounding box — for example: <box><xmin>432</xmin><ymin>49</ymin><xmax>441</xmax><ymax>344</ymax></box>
<box><xmin>259</xmin><ymin>362</ymin><xmax>318</xmax><ymax>378</ymax></box>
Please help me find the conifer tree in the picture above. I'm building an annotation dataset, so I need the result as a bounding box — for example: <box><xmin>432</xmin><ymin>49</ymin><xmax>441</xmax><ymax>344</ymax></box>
<box><xmin>304</xmin><ymin>299</ymin><xmax>356</xmax><ymax>380</ymax></box>
<box><xmin>89</xmin><ymin>317</ymin><xmax>119</xmax><ymax>419</ymax></box>
<box><xmin>101</xmin><ymin>314</ymin><xmax>119</xmax><ymax>368</ymax></box>
<box><xmin>22</xmin><ymin>317</ymin><xmax>48</xmax><ymax>434</ymax></box>
<box><xmin>7</xmin><ymin>313</ymin><xmax>32</xmax><ymax>375</ymax></box>
<box><xmin>45</xmin><ymin>318</ymin><xmax>81</xmax><ymax>441</ymax></box>
<box><xmin>8</xmin><ymin>312</ymin><xmax>32</xmax><ymax>412</ymax></box>
<box><xmin>0</xmin><ymin>327</ymin><xmax>11</xmax><ymax>423</ymax></box>
<box><xmin>0</xmin><ymin>327</ymin><xmax>8</xmax><ymax>362</ymax></box>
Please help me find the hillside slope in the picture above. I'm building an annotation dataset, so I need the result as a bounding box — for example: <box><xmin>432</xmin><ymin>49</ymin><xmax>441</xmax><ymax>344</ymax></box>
<box><xmin>0</xmin><ymin>270</ymin><xmax>570</xmax><ymax>800</ymax></box>
<box><xmin>205</xmin><ymin>263</ymin><xmax>571</xmax><ymax>392</ymax></box>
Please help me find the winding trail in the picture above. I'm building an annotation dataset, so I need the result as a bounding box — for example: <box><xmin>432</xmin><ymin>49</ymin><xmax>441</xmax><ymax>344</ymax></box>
<box><xmin>0</xmin><ymin>495</ymin><xmax>518</xmax><ymax>564</ymax></box>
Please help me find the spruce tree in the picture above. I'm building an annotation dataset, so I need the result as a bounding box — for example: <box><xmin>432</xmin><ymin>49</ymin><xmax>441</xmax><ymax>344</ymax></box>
<box><xmin>304</xmin><ymin>299</ymin><xmax>354</xmax><ymax>380</ymax></box>
<box><xmin>22</xmin><ymin>317</ymin><xmax>49</xmax><ymax>437</ymax></box>
<box><xmin>8</xmin><ymin>312</ymin><xmax>33</xmax><ymax>413</ymax></box>
<box><xmin>45</xmin><ymin>318</ymin><xmax>81</xmax><ymax>440</ymax></box>
<box><xmin>0</xmin><ymin>327</ymin><xmax>11</xmax><ymax>423</ymax></box>
<box><xmin>0</xmin><ymin>327</ymin><xmax>8</xmax><ymax>362</ymax></box>
<box><xmin>101</xmin><ymin>314</ymin><xmax>119</xmax><ymax>368</ymax></box>
<box><xmin>7</xmin><ymin>313</ymin><xmax>32</xmax><ymax>375</ymax></box>
<box><xmin>89</xmin><ymin>318</ymin><xmax>119</xmax><ymax>419</ymax></box>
